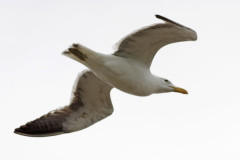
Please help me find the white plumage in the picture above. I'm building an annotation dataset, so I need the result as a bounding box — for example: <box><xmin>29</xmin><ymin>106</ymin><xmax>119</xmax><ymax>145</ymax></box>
<box><xmin>14</xmin><ymin>15</ymin><xmax>197</xmax><ymax>137</ymax></box>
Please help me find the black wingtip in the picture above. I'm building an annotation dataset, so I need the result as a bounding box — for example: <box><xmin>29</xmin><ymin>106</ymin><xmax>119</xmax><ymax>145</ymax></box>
<box><xmin>14</xmin><ymin>124</ymin><xmax>34</xmax><ymax>137</ymax></box>
<box><xmin>14</xmin><ymin>127</ymin><xmax>22</xmax><ymax>134</ymax></box>
<box><xmin>155</xmin><ymin>14</ymin><xmax>163</xmax><ymax>19</ymax></box>
<box><xmin>155</xmin><ymin>14</ymin><xmax>185</xmax><ymax>27</ymax></box>
<box><xmin>14</xmin><ymin>126</ymin><xmax>64</xmax><ymax>137</ymax></box>
<box><xmin>14</xmin><ymin>127</ymin><xmax>30</xmax><ymax>137</ymax></box>
<box><xmin>14</xmin><ymin>125</ymin><xmax>28</xmax><ymax>134</ymax></box>
<box><xmin>14</xmin><ymin>117</ymin><xmax>65</xmax><ymax>137</ymax></box>
<box><xmin>14</xmin><ymin>126</ymin><xmax>33</xmax><ymax>137</ymax></box>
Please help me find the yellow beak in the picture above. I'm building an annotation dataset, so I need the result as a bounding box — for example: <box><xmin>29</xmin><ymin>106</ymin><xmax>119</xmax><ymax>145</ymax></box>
<box><xmin>171</xmin><ymin>86</ymin><xmax>188</xmax><ymax>94</ymax></box>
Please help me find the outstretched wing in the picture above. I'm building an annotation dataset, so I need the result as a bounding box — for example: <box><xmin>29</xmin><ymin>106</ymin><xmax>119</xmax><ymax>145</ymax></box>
<box><xmin>14</xmin><ymin>70</ymin><xmax>113</xmax><ymax>137</ymax></box>
<box><xmin>113</xmin><ymin>15</ymin><xmax>197</xmax><ymax>68</ymax></box>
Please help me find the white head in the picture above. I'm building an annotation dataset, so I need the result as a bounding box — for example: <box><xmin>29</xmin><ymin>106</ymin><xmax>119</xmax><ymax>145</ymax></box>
<box><xmin>154</xmin><ymin>77</ymin><xmax>188</xmax><ymax>94</ymax></box>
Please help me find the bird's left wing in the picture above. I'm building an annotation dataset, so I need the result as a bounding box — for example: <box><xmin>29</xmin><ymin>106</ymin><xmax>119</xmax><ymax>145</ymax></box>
<box><xmin>113</xmin><ymin>15</ymin><xmax>197</xmax><ymax>68</ymax></box>
<box><xmin>14</xmin><ymin>70</ymin><xmax>113</xmax><ymax>137</ymax></box>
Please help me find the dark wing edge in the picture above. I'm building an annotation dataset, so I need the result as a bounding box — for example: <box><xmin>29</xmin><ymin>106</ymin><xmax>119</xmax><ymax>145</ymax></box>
<box><xmin>14</xmin><ymin>70</ymin><xmax>113</xmax><ymax>137</ymax></box>
<box><xmin>155</xmin><ymin>14</ymin><xmax>185</xmax><ymax>27</ymax></box>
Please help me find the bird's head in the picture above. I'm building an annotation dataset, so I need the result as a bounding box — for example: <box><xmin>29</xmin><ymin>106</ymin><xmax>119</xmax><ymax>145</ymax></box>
<box><xmin>155</xmin><ymin>77</ymin><xmax>188</xmax><ymax>94</ymax></box>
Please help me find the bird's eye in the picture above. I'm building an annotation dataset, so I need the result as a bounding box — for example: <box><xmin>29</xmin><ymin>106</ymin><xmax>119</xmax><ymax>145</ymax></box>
<box><xmin>164</xmin><ymin>79</ymin><xmax>169</xmax><ymax>83</ymax></box>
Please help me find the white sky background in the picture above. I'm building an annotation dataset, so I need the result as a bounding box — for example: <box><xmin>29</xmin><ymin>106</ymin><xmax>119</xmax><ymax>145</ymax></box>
<box><xmin>1</xmin><ymin>0</ymin><xmax>240</xmax><ymax>159</ymax></box>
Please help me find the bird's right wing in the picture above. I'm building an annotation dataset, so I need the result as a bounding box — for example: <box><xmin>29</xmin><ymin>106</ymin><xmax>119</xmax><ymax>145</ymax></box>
<box><xmin>14</xmin><ymin>70</ymin><xmax>113</xmax><ymax>137</ymax></box>
<box><xmin>113</xmin><ymin>15</ymin><xmax>197</xmax><ymax>68</ymax></box>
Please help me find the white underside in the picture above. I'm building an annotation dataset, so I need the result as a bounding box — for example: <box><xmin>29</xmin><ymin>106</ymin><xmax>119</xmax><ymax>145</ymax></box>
<box><xmin>74</xmin><ymin>52</ymin><xmax>158</xmax><ymax>96</ymax></box>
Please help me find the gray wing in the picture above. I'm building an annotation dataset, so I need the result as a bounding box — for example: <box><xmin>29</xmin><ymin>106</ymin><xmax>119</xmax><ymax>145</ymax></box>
<box><xmin>113</xmin><ymin>15</ymin><xmax>197</xmax><ymax>68</ymax></box>
<box><xmin>14</xmin><ymin>70</ymin><xmax>113</xmax><ymax>137</ymax></box>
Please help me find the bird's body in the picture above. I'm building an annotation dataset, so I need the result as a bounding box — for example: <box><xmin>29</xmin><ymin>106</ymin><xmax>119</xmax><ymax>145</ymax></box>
<box><xmin>74</xmin><ymin>51</ymin><xmax>155</xmax><ymax>96</ymax></box>
<box><xmin>14</xmin><ymin>15</ymin><xmax>197</xmax><ymax>137</ymax></box>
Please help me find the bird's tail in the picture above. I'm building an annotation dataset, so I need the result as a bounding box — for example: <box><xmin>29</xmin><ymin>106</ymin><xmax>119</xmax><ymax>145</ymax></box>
<box><xmin>62</xmin><ymin>43</ymin><xmax>96</xmax><ymax>65</ymax></box>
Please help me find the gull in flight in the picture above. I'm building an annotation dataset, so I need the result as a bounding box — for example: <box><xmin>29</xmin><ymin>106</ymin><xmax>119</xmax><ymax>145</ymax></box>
<box><xmin>14</xmin><ymin>15</ymin><xmax>197</xmax><ymax>137</ymax></box>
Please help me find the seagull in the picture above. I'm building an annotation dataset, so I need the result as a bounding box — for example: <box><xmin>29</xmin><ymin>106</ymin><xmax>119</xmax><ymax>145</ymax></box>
<box><xmin>14</xmin><ymin>15</ymin><xmax>197</xmax><ymax>137</ymax></box>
